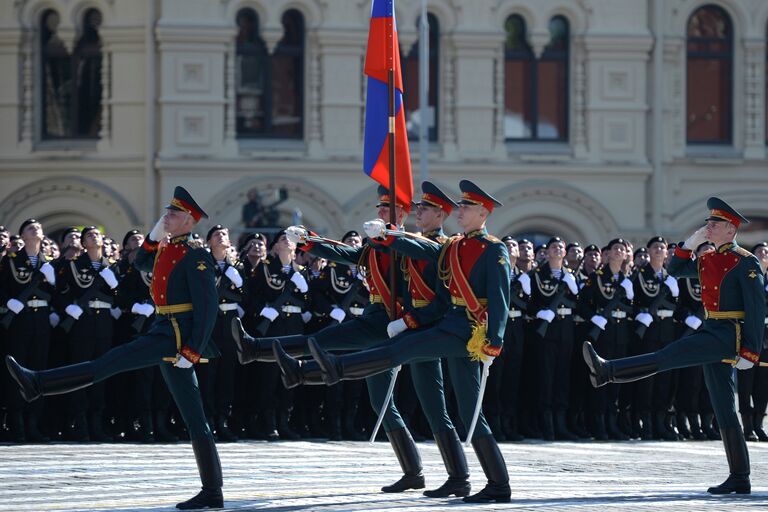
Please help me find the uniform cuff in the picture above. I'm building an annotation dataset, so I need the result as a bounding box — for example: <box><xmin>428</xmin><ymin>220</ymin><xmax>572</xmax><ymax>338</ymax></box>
<box><xmin>298</xmin><ymin>241</ymin><xmax>315</xmax><ymax>252</ymax></box>
<box><xmin>739</xmin><ymin>347</ymin><xmax>760</xmax><ymax>364</ymax></box>
<box><xmin>482</xmin><ymin>344</ymin><xmax>502</xmax><ymax>357</ymax></box>
<box><xmin>403</xmin><ymin>312</ymin><xmax>419</xmax><ymax>329</ymax></box>
<box><xmin>142</xmin><ymin>238</ymin><xmax>159</xmax><ymax>252</ymax></box>
<box><xmin>370</xmin><ymin>234</ymin><xmax>396</xmax><ymax>247</ymax></box>
<box><xmin>180</xmin><ymin>345</ymin><xmax>201</xmax><ymax>364</ymax></box>
<box><xmin>674</xmin><ymin>246</ymin><xmax>692</xmax><ymax>259</ymax></box>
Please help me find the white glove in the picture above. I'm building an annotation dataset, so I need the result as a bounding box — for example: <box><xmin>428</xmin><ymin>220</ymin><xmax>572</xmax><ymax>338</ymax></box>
<box><xmin>290</xmin><ymin>272</ymin><xmax>309</xmax><ymax>293</ymax></box>
<box><xmin>536</xmin><ymin>309</ymin><xmax>556</xmax><ymax>323</ymax></box>
<box><xmin>620</xmin><ymin>278</ymin><xmax>634</xmax><ymax>300</ymax></box>
<box><xmin>131</xmin><ymin>303</ymin><xmax>143</xmax><ymax>315</ymax></box>
<box><xmin>735</xmin><ymin>357</ymin><xmax>755</xmax><ymax>371</ymax></box>
<box><xmin>224</xmin><ymin>266</ymin><xmax>243</xmax><ymax>288</ymax></box>
<box><xmin>591</xmin><ymin>314</ymin><xmax>608</xmax><ymax>330</ymax></box>
<box><xmin>357</xmin><ymin>270</ymin><xmax>366</xmax><ymax>282</ymax></box>
<box><xmin>664</xmin><ymin>275</ymin><xmax>679</xmax><ymax>297</ymax></box>
<box><xmin>110</xmin><ymin>307</ymin><xmax>122</xmax><ymax>320</ymax></box>
<box><xmin>285</xmin><ymin>226</ymin><xmax>308</xmax><ymax>244</ymax></box>
<box><xmin>330</xmin><ymin>307</ymin><xmax>346</xmax><ymax>323</ymax></box>
<box><xmin>99</xmin><ymin>267</ymin><xmax>118</xmax><ymax>289</ymax></box>
<box><xmin>481</xmin><ymin>355</ymin><xmax>496</xmax><ymax>366</ymax></box>
<box><xmin>65</xmin><ymin>304</ymin><xmax>84</xmax><ymax>320</ymax></box>
<box><xmin>635</xmin><ymin>312</ymin><xmax>653</xmax><ymax>327</ymax></box>
<box><xmin>518</xmin><ymin>273</ymin><xmax>532</xmax><ymax>295</ymax></box>
<box><xmin>6</xmin><ymin>298</ymin><xmax>24</xmax><ymax>314</ymax></box>
<box><xmin>387</xmin><ymin>318</ymin><xmax>408</xmax><ymax>338</ymax></box>
<box><xmin>684</xmin><ymin>226</ymin><xmax>708</xmax><ymax>251</ymax></box>
<box><xmin>562</xmin><ymin>271</ymin><xmax>578</xmax><ymax>295</ymax></box>
<box><xmin>49</xmin><ymin>312</ymin><xmax>60</xmax><ymax>328</ymax></box>
<box><xmin>301</xmin><ymin>311</ymin><xmax>312</xmax><ymax>323</ymax></box>
<box><xmin>149</xmin><ymin>217</ymin><xmax>167</xmax><ymax>242</ymax></box>
<box><xmin>236</xmin><ymin>305</ymin><xmax>245</xmax><ymax>318</ymax></box>
<box><xmin>174</xmin><ymin>354</ymin><xmax>193</xmax><ymax>368</ymax></box>
<box><xmin>685</xmin><ymin>315</ymin><xmax>702</xmax><ymax>330</ymax></box>
<box><xmin>260</xmin><ymin>306</ymin><xmax>279</xmax><ymax>321</ymax></box>
<box><xmin>142</xmin><ymin>303</ymin><xmax>155</xmax><ymax>317</ymax></box>
<box><xmin>40</xmin><ymin>262</ymin><xmax>56</xmax><ymax>285</ymax></box>
<box><xmin>363</xmin><ymin>219</ymin><xmax>387</xmax><ymax>239</ymax></box>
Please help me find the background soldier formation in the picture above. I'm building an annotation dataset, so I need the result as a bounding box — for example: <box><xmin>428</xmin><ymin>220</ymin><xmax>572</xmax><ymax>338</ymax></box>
<box><xmin>1</xmin><ymin>212</ymin><xmax>767</xmax><ymax>446</ymax></box>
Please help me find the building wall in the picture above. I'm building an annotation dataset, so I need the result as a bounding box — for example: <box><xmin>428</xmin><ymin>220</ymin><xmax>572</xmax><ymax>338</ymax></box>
<box><xmin>0</xmin><ymin>0</ymin><xmax>766</xmax><ymax>246</ymax></box>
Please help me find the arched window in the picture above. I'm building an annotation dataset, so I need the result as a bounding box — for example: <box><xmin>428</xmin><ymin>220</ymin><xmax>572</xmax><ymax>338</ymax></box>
<box><xmin>504</xmin><ymin>15</ymin><xmax>569</xmax><ymax>141</ymax></box>
<box><xmin>41</xmin><ymin>8</ymin><xmax>103</xmax><ymax>139</ymax></box>
<box><xmin>686</xmin><ymin>5</ymin><xmax>732</xmax><ymax>144</ymax></box>
<box><xmin>235</xmin><ymin>9</ymin><xmax>304</xmax><ymax>139</ymax></box>
<box><xmin>401</xmin><ymin>13</ymin><xmax>439</xmax><ymax>141</ymax></box>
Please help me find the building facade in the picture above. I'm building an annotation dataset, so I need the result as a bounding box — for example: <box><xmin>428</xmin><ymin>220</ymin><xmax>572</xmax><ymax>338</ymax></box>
<box><xmin>1</xmin><ymin>0</ymin><xmax>767</xmax><ymax>246</ymax></box>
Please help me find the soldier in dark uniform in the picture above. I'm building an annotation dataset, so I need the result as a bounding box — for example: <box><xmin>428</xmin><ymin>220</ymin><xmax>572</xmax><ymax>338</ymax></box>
<box><xmin>634</xmin><ymin>247</ymin><xmax>650</xmax><ymax>269</ymax></box>
<box><xmin>234</xmin><ymin>187</ymin><xmax>431</xmax><ymax>494</ymax></box>
<box><xmin>577</xmin><ymin>238</ymin><xmax>634</xmax><ymax>440</ymax></box>
<box><xmin>7</xmin><ymin>186</ymin><xmax>224</xmax><ymax>509</ymax></box>
<box><xmin>674</xmin><ymin>241</ymin><xmax>715</xmax><ymax>440</ymax></box>
<box><xmin>201</xmin><ymin>224</ymin><xmax>243</xmax><ymax>442</ymax></box>
<box><xmin>624</xmin><ymin>237</ymin><xmax>679</xmax><ymax>440</ymax></box>
<box><xmin>0</xmin><ymin>219</ymin><xmax>57</xmax><ymax>442</ymax></box>
<box><xmin>529</xmin><ymin>237</ymin><xmax>579</xmax><ymax>441</ymax></box>
<box><xmin>736</xmin><ymin>241</ymin><xmax>768</xmax><ymax>441</ymax></box>
<box><xmin>565</xmin><ymin>242</ymin><xmax>583</xmax><ymax>271</ymax></box>
<box><xmin>287</xmin><ymin>180</ymin><xmax>512</xmax><ymax>504</ymax></box>
<box><xmin>584</xmin><ymin>197</ymin><xmax>765</xmax><ymax>494</ymax></box>
<box><xmin>515</xmin><ymin>238</ymin><xmax>540</xmax><ymax>438</ymax></box>
<box><xmin>57</xmin><ymin>225</ymin><xmax>119</xmax><ymax>442</ymax></box>
<box><xmin>0</xmin><ymin>225</ymin><xmax>7</xmax><ymax>439</ymax></box>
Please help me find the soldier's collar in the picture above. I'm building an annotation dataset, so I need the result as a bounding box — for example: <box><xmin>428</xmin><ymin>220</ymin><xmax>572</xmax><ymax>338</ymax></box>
<box><xmin>465</xmin><ymin>228</ymin><xmax>487</xmax><ymax>239</ymax></box>
<box><xmin>717</xmin><ymin>241</ymin><xmax>735</xmax><ymax>253</ymax></box>
<box><xmin>422</xmin><ymin>228</ymin><xmax>444</xmax><ymax>240</ymax></box>
<box><xmin>170</xmin><ymin>233</ymin><xmax>191</xmax><ymax>244</ymax></box>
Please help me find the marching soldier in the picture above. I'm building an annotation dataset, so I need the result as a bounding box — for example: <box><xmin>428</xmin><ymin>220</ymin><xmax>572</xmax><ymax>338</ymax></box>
<box><xmin>528</xmin><ymin>237</ymin><xmax>579</xmax><ymax>440</ymax></box>
<box><xmin>7</xmin><ymin>186</ymin><xmax>225</xmax><ymax>509</ymax></box>
<box><xmin>0</xmin><ymin>219</ymin><xmax>57</xmax><ymax>442</ymax></box>
<box><xmin>584</xmin><ymin>197</ymin><xmax>765</xmax><ymax>494</ymax></box>
<box><xmin>736</xmin><ymin>241</ymin><xmax>768</xmax><ymax>442</ymax></box>
<box><xmin>674</xmin><ymin>241</ymin><xmax>715</xmax><ymax>440</ymax></box>
<box><xmin>234</xmin><ymin>186</ymin><xmax>430</xmax><ymax>494</ymax></box>
<box><xmin>286</xmin><ymin>180</ymin><xmax>512</xmax><ymax>504</ymax></box>
<box><xmin>577</xmin><ymin>238</ymin><xmax>634</xmax><ymax>440</ymax></box>
<box><xmin>57</xmin><ymin>226</ymin><xmax>119</xmax><ymax>442</ymax></box>
<box><xmin>515</xmin><ymin>238</ymin><xmax>539</xmax><ymax>438</ymax></box>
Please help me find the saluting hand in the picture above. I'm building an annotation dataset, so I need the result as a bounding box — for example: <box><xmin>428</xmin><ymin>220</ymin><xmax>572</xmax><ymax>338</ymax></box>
<box><xmin>683</xmin><ymin>226</ymin><xmax>708</xmax><ymax>251</ymax></box>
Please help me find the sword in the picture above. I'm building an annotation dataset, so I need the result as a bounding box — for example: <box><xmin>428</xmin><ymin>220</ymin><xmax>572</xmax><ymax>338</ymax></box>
<box><xmin>368</xmin><ymin>364</ymin><xmax>401</xmax><ymax>444</ymax></box>
<box><xmin>721</xmin><ymin>359</ymin><xmax>768</xmax><ymax>367</ymax></box>
<box><xmin>464</xmin><ymin>360</ymin><xmax>492</xmax><ymax>446</ymax></box>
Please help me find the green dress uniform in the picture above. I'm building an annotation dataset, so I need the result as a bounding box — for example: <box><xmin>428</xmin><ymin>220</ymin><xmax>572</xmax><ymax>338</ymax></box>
<box><xmin>6</xmin><ymin>186</ymin><xmax>224</xmax><ymax>510</ymax></box>
<box><xmin>584</xmin><ymin>197</ymin><xmax>766</xmax><ymax>495</ymax></box>
<box><xmin>294</xmin><ymin>180</ymin><xmax>513</xmax><ymax>504</ymax></box>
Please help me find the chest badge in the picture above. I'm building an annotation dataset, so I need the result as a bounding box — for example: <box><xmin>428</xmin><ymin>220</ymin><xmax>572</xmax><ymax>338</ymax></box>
<box><xmin>748</xmin><ymin>270</ymin><xmax>757</xmax><ymax>279</ymax></box>
<box><xmin>197</xmin><ymin>262</ymin><xmax>208</xmax><ymax>271</ymax></box>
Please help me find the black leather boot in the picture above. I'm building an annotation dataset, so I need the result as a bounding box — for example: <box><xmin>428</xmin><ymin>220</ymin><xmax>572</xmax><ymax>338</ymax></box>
<box><xmin>67</xmin><ymin>413</ymin><xmax>90</xmax><ymax>442</ymax></box>
<box><xmin>607</xmin><ymin>412</ymin><xmax>629</xmax><ymax>440</ymax></box>
<box><xmin>707</xmin><ymin>427</ymin><xmax>751</xmax><ymax>494</ymax></box>
<box><xmin>741</xmin><ymin>412</ymin><xmax>758</xmax><ymax>442</ymax></box>
<box><xmin>136</xmin><ymin>413</ymin><xmax>155</xmax><ymax>443</ymax></box>
<box><xmin>26</xmin><ymin>410</ymin><xmax>50</xmax><ymax>443</ymax></box>
<box><xmin>463</xmin><ymin>434</ymin><xmax>511</xmax><ymax>503</ymax></box>
<box><xmin>342</xmin><ymin>407</ymin><xmax>365</xmax><ymax>441</ymax></box>
<box><xmin>309</xmin><ymin>339</ymin><xmax>395</xmax><ymax>386</ymax></box>
<box><xmin>424</xmin><ymin>428</ymin><xmax>471</xmax><ymax>498</ymax></box>
<box><xmin>176</xmin><ymin>435</ymin><xmax>224</xmax><ymax>509</ymax></box>
<box><xmin>676</xmin><ymin>412</ymin><xmax>691</xmax><ymax>439</ymax></box>
<box><xmin>654</xmin><ymin>411</ymin><xmax>677</xmax><ymax>441</ymax></box>
<box><xmin>272</xmin><ymin>341</ymin><xmax>325</xmax><ymax>388</ymax></box>
<box><xmin>702</xmin><ymin>413</ymin><xmax>720</xmax><ymax>440</ymax></box>
<box><xmin>7</xmin><ymin>412</ymin><xmax>26</xmax><ymax>443</ymax></box>
<box><xmin>154</xmin><ymin>411</ymin><xmax>179</xmax><ymax>442</ymax></box>
<box><xmin>688</xmin><ymin>413</ymin><xmax>707</xmax><ymax>440</ymax></box>
<box><xmin>554</xmin><ymin>412</ymin><xmax>578</xmax><ymax>441</ymax></box>
<box><xmin>568</xmin><ymin>412</ymin><xmax>590</xmax><ymax>439</ymax></box>
<box><xmin>592</xmin><ymin>414</ymin><xmax>608</xmax><ymax>441</ymax></box>
<box><xmin>216</xmin><ymin>415</ymin><xmax>238</xmax><ymax>442</ymax></box>
<box><xmin>262</xmin><ymin>410</ymin><xmax>279</xmax><ymax>441</ymax></box>
<box><xmin>89</xmin><ymin>412</ymin><xmax>113</xmax><ymax>442</ymax></box>
<box><xmin>582</xmin><ymin>342</ymin><xmax>658</xmax><ymax>388</ymax></box>
<box><xmin>502</xmin><ymin>414</ymin><xmax>524</xmax><ymax>441</ymax></box>
<box><xmin>277</xmin><ymin>410</ymin><xmax>300</xmax><ymax>440</ymax></box>
<box><xmin>231</xmin><ymin>317</ymin><xmax>307</xmax><ymax>364</ymax></box>
<box><xmin>6</xmin><ymin>356</ymin><xmax>93</xmax><ymax>402</ymax></box>
<box><xmin>381</xmin><ymin>428</ymin><xmax>425</xmax><ymax>493</ymax></box>
<box><xmin>639</xmin><ymin>412</ymin><xmax>653</xmax><ymax>440</ymax></box>
<box><xmin>753</xmin><ymin>413</ymin><xmax>768</xmax><ymax>442</ymax></box>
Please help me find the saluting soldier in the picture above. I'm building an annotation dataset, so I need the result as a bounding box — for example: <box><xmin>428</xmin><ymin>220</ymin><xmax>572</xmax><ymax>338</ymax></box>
<box><xmin>674</xmin><ymin>241</ymin><xmax>715</xmax><ymax>440</ymax></box>
<box><xmin>0</xmin><ymin>219</ymin><xmax>57</xmax><ymax>442</ymax></box>
<box><xmin>234</xmin><ymin>186</ymin><xmax>430</xmax><ymax>494</ymax></box>
<box><xmin>529</xmin><ymin>237</ymin><xmax>579</xmax><ymax>441</ymax></box>
<box><xmin>584</xmin><ymin>197</ymin><xmax>765</xmax><ymax>494</ymax></box>
<box><xmin>7</xmin><ymin>186</ymin><xmax>224</xmax><ymax>509</ymax></box>
<box><xmin>57</xmin><ymin>225</ymin><xmax>120</xmax><ymax>442</ymax></box>
<box><xmin>286</xmin><ymin>180</ymin><xmax>513</xmax><ymax>504</ymax></box>
<box><xmin>625</xmin><ymin>237</ymin><xmax>679</xmax><ymax>441</ymax></box>
<box><xmin>577</xmin><ymin>238</ymin><xmax>634</xmax><ymax>440</ymax></box>
<box><xmin>200</xmin><ymin>224</ymin><xmax>244</xmax><ymax>442</ymax></box>
<box><xmin>736</xmin><ymin>241</ymin><xmax>768</xmax><ymax>442</ymax></box>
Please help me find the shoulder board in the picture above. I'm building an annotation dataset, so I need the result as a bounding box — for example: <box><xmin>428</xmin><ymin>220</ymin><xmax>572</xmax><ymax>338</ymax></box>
<box><xmin>294</xmin><ymin>264</ymin><xmax>305</xmax><ymax>271</ymax></box>
<box><xmin>263</xmin><ymin>258</ymin><xmax>271</xmax><ymax>265</ymax></box>
<box><xmin>732</xmin><ymin>247</ymin><xmax>753</xmax><ymax>258</ymax></box>
<box><xmin>483</xmin><ymin>234</ymin><xmax>501</xmax><ymax>243</ymax></box>
<box><xmin>564</xmin><ymin>267</ymin><xmax>572</xmax><ymax>273</ymax></box>
<box><xmin>186</xmin><ymin>239</ymin><xmax>204</xmax><ymax>249</ymax></box>
<box><xmin>43</xmin><ymin>255</ymin><xmax>52</xmax><ymax>262</ymax></box>
<box><xmin>329</xmin><ymin>262</ymin><xmax>336</xmax><ymax>267</ymax></box>
<box><xmin>435</xmin><ymin>235</ymin><xmax>448</xmax><ymax>244</ymax></box>
<box><xmin>535</xmin><ymin>267</ymin><xmax>541</xmax><ymax>273</ymax></box>
<box><xmin>108</xmin><ymin>258</ymin><xmax>116</xmax><ymax>265</ymax></box>
<box><xmin>596</xmin><ymin>269</ymin><xmax>603</xmax><ymax>275</ymax></box>
<box><xmin>10</xmin><ymin>252</ymin><xmax>16</xmax><ymax>258</ymax></box>
<box><xmin>233</xmin><ymin>261</ymin><xmax>244</xmax><ymax>270</ymax></box>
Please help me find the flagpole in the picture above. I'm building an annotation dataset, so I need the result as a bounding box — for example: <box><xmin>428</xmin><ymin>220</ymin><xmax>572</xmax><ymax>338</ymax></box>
<box><xmin>386</xmin><ymin>3</ymin><xmax>397</xmax><ymax>319</ymax></box>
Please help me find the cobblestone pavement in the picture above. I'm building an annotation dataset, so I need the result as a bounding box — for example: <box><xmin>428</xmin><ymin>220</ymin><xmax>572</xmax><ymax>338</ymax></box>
<box><xmin>0</xmin><ymin>439</ymin><xmax>766</xmax><ymax>511</ymax></box>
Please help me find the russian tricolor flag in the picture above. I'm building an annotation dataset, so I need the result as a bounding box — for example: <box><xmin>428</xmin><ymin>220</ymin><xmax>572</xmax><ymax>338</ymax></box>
<box><xmin>363</xmin><ymin>0</ymin><xmax>413</xmax><ymax>207</ymax></box>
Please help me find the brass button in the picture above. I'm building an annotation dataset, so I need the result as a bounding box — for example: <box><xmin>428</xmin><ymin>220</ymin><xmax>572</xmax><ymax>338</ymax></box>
<box><xmin>714</xmin><ymin>286</ymin><xmax>718</xmax><ymax>290</ymax></box>
<box><xmin>33</xmin><ymin>308</ymin><xmax>38</xmax><ymax>312</ymax></box>
<box><xmin>162</xmin><ymin>276</ymin><xmax>166</xmax><ymax>281</ymax></box>
<box><xmin>286</xmin><ymin>313</ymin><xmax>291</xmax><ymax>318</ymax></box>
<box><xmin>172</xmin><ymin>260</ymin><xmax>176</xmax><ymax>264</ymax></box>
<box><xmin>96</xmin><ymin>310</ymin><xmax>101</xmax><ymax>315</ymax></box>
